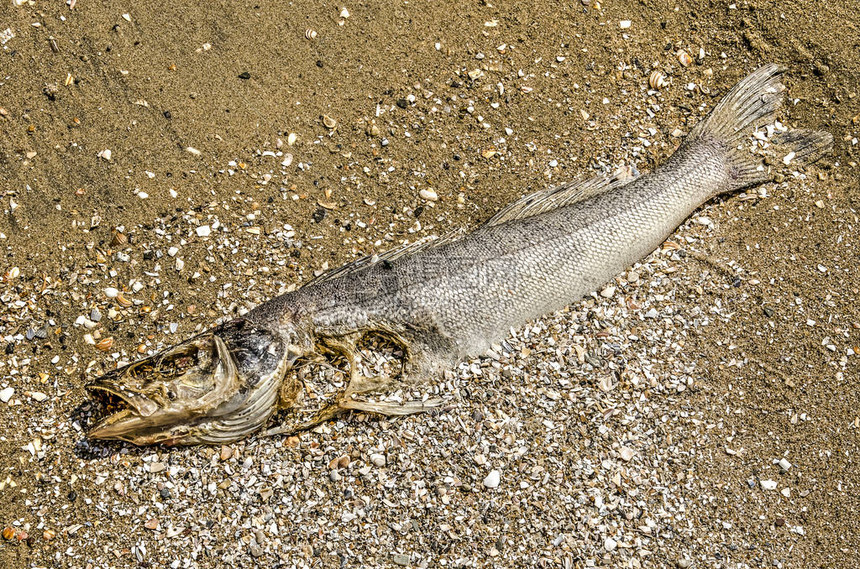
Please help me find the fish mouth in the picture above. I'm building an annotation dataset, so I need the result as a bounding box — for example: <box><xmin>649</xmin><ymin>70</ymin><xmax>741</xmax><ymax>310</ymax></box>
<box><xmin>84</xmin><ymin>332</ymin><xmax>240</xmax><ymax>445</ymax></box>
<box><xmin>84</xmin><ymin>318</ymin><xmax>294</xmax><ymax>446</ymax></box>
<box><xmin>85</xmin><ymin>382</ymin><xmax>163</xmax><ymax>441</ymax></box>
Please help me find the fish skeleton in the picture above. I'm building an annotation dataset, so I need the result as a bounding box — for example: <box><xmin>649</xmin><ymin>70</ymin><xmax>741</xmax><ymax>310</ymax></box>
<box><xmin>86</xmin><ymin>64</ymin><xmax>831</xmax><ymax>445</ymax></box>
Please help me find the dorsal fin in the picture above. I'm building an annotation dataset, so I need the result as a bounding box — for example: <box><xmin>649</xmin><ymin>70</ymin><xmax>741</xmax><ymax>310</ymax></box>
<box><xmin>304</xmin><ymin>230</ymin><xmax>465</xmax><ymax>286</ymax></box>
<box><xmin>483</xmin><ymin>166</ymin><xmax>639</xmax><ymax>227</ymax></box>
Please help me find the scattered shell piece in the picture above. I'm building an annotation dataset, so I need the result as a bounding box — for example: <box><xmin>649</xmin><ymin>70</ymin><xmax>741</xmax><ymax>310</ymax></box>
<box><xmin>760</xmin><ymin>479</ymin><xmax>778</xmax><ymax>491</ymax></box>
<box><xmin>186</xmin><ymin>146</ymin><xmax>202</xmax><ymax>156</ymax></box>
<box><xmin>339</xmin><ymin>7</ymin><xmax>350</xmax><ymax>18</ymax></box>
<box><xmin>483</xmin><ymin>469</ymin><xmax>501</xmax><ymax>488</ymax></box>
<box><xmin>287</xmin><ymin>132</ymin><xmax>297</xmax><ymax>145</ymax></box>
<box><xmin>619</xmin><ymin>20</ymin><xmax>631</xmax><ymax>29</ymax></box>
<box><xmin>649</xmin><ymin>70</ymin><xmax>667</xmax><ymax>89</ymax></box>
<box><xmin>97</xmin><ymin>149</ymin><xmax>112</xmax><ymax>161</ymax></box>
<box><xmin>104</xmin><ymin>287</ymin><xmax>119</xmax><ymax>298</ymax></box>
<box><xmin>305</xmin><ymin>28</ymin><xmax>317</xmax><ymax>40</ymax></box>
<box><xmin>778</xmin><ymin>458</ymin><xmax>792</xmax><ymax>471</ymax></box>
<box><xmin>196</xmin><ymin>225</ymin><xmax>211</xmax><ymax>237</ymax></box>
<box><xmin>419</xmin><ymin>189</ymin><xmax>438</xmax><ymax>202</ymax></box>
<box><xmin>619</xmin><ymin>447</ymin><xmax>635</xmax><ymax>462</ymax></box>
<box><xmin>95</xmin><ymin>337</ymin><xmax>114</xmax><ymax>351</ymax></box>
<box><xmin>677</xmin><ymin>50</ymin><xmax>692</xmax><ymax>67</ymax></box>
<box><xmin>0</xmin><ymin>387</ymin><xmax>14</xmax><ymax>403</ymax></box>
<box><xmin>323</xmin><ymin>115</ymin><xmax>337</xmax><ymax>129</ymax></box>
<box><xmin>604</xmin><ymin>537</ymin><xmax>618</xmax><ymax>552</ymax></box>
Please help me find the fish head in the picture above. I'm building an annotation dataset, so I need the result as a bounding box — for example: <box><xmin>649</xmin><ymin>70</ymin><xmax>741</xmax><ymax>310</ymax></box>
<box><xmin>86</xmin><ymin>318</ymin><xmax>305</xmax><ymax>445</ymax></box>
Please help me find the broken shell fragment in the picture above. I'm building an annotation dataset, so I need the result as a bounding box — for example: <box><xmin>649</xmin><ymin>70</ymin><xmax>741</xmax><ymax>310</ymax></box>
<box><xmin>648</xmin><ymin>70</ymin><xmax>667</xmax><ymax>89</ymax></box>
<box><xmin>305</xmin><ymin>28</ymin><xmax>318</xmax><ymax>40</ymax></box>
<box><xmin>322</xmin><ymin>115</ymin><xmax>337</xmax><ymax>129</ymax></box>
<box><xmin>677</xmin><ymin>50</ymin><xmax>692</xmax><ymax>67</ymax></box>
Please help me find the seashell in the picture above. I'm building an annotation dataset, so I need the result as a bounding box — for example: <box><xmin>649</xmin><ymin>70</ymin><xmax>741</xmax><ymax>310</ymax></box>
<box><xmin>95</xmin><ymin>337</ymin><xmax>114</xmax><ymax>351</ymax></box>
<box><xmin>116</xmin><ymin>293</ymin><xmax>132</xmax><ymax>308</ymax></box>
<box><xmin>322</xmin><ymin>115</ymin><xmax>337</xmax><ymax>129</ymax></box>
<box><xmin>305</xmin><ymin>28</ymin><xmax>317</xmax><ymax>40</ymax></box>
<box><xmin>110</xmin><ymin>230</ymin><xmax>127</xmax><ymax>247</ymax></box>
<box><xmin>676</xmin><ymin>50</ymin><xmax>692</xmax><ymax>67</ymax></box>
<box><xmin>648</xmin><ymin>70</ymin><xmax>667</xmax><ymax>90</ymax></box>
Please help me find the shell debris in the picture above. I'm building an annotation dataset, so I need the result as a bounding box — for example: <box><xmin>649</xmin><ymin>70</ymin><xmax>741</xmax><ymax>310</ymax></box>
<box><xmin>649</xmin><ymin>70</ymin><xmax>667</xmax><ymax>89</ymax></box>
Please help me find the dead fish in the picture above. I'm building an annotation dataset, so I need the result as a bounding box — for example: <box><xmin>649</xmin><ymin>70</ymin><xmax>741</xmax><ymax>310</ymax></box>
<box><xmin>87</xmin><ymin>64</ymin><xmax>831</xmax><ymax>445</ymax></box>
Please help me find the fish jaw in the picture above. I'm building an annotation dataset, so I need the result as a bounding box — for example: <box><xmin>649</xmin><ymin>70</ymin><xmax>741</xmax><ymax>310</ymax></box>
<box><xmin>86</xmin><ymin>318</ymin><xmax>296</xmax><ymax>446</ymax></box>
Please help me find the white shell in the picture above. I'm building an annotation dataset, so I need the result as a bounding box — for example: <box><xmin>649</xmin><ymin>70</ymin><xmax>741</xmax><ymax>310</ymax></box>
<box><xmin>648</xmin><ymin>70</ymin><xmax>667</xmax><ymax>89</ymax></box>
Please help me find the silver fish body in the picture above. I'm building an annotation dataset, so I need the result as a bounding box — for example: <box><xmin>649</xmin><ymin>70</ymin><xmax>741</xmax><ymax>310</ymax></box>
<box><xmin>87</xmin><ymin>64</ymin><xmax>832</xmax><ymax>445</ymax></box>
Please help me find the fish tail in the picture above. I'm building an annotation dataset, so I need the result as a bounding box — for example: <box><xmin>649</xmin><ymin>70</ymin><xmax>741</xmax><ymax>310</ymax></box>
<box><xmin>689</xmin><ymin>63</ymin><xmax>833</xmax><ymax>191</ymax></box>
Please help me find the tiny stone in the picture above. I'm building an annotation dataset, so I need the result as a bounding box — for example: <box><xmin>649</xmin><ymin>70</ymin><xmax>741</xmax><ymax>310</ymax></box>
<box><xmin>392</xmin><ymin>553</ymin><xmax>410</xmax><ymax>566</ymax></box>
<box><xmin>778</xmin><ymin>458</ymin><xmax>792</xmax><ymax>471</ymax></box>
<box><xmin>600</xmin><ymin>285</ymin><xmax>616</xmax><ymax>298</ymax></box>
<box><xmin>604</xmin><ymin>537</ymin><xmax>617</xmax><ymax>551</ymax></box>
<box><xmin>148</xmin><ymin>462</ymin><xmax>166</xmax><ymax>473</ymax></box>
<box><xmin>370</xmin><ymin>453</ymin><xmax>386</xmax><ymax>467</ymax></box>
<box><xmin>0</xmin><ymin>387</ymin><xmax>14</xmax><ymax>403</ymax></box>
<box><xmin>483</xmin><ymin>469</ymin><xmax>501</xmax><ymax>488</ymax></box>
<box><xmin>220</xmin><ymin>446</ymin><xmax>233</xmax><ymax>461</ymax></box>
<box><xmin>419</xmin><ymin>188</ymin><xmax>438</xmax><ymax>201</ymax></box>
<box><xmin>619</xmin><ymin>447</ymin><xmax>634</xmax><ymax>462</ymax></box>
<box><xmin>619</xmin><ymin>20</ymin><xmax>631</xmax><ymax>29</ymax></box>
<box><xmin>196</xmin><ymin>225</ymin><xmax>211</xmax><ymax>237</ymax></box>
<box><xmin>104</xmin><ymin>287</ymin><xmax>119</xmax><ymax>298</ymax></box>
<box><xmin>760</xmin><ymin>479</ymin><xmax>778</xmax><ymax>490</ymax></box>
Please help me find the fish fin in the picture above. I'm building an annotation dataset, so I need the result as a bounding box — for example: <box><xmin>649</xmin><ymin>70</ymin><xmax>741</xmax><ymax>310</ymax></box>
<box><xmin>688</xmin><ymin>63</ymin><xmax>832</xmax><ymax>189</ymax></box>
<box><xmin>305</xmin><ymin>230</ymin><xmax>465</xmax><ymax>286</ymax></box>
<box><xmin>770</xmin><ymin>128</ymin><xmax>833</xmax><ymax>166</ymax></box>
<box><xmin>483</xmin><ymin>165</ymin><xmax>639</xmax><ymax>227</ymax></box>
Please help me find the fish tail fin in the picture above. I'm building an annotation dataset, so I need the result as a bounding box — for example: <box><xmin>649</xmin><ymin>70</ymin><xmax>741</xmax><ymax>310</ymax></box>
<box><xmin>689</xmin><ymin>63</ymin><xmax>833</xmax><ymax>190</ymax></box>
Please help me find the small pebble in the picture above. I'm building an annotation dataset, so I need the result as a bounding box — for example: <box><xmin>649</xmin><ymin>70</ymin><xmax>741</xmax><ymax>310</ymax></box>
<box><xmin>604</xmin><ymin>537</ymin><xmax>617</xmax><ymax>551</ymax></box>
<box><xmin>0</xmin><ymin>387</ymin><xmax>14</xmax><ymax>403</ymax></box>
<box><xmin>483</xmin><ymin>469</ymin><xmax>501</xmax><ymax>488</ymax></box>
<box><xmin>419</xmin><ymin>188</ymin><xmax>438</xmax><ymax>202</ymax></box>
